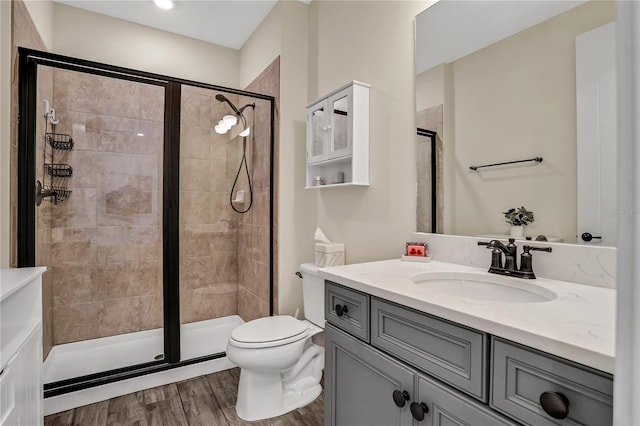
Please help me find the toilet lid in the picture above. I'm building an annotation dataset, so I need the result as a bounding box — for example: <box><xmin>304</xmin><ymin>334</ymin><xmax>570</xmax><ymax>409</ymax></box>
<box><xmin>230</xmin><ymin>316</ymin><xmax>308</xmax><ymax>345</ymax></box>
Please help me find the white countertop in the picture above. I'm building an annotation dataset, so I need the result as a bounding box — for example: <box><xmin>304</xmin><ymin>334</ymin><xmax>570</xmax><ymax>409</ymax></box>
<box><xmin>0</xmin><ymin>267</ymin><xmax>47</xmax><ymax>302</ymax></box>
<box><xmin>319</xmin><ymin>259</ymin><xmax>616</xmax><ymax>374</ymax></box>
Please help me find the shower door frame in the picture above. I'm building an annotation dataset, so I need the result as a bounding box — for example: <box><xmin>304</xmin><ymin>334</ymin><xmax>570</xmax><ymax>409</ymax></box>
<box><xmin>17</xmin><ymin>48</ymin><xmax>276</xmax><ymax>397</ymax></box>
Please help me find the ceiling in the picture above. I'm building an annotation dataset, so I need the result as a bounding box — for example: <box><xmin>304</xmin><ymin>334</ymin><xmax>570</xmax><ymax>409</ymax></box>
<box><xmin>416</xmin><ymin>0</ymin><xmax>587</xmax><ymax>74</ymax></box>
<box><xmin>54</xmin><ymin>0</ymin><xmax>281</xmax><ymax>50</ymax></box>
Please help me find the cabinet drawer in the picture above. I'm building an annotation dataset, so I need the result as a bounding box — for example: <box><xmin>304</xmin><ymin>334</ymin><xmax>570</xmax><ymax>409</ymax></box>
<box><xmin>416</xmin><ymin>373</ymin><xmax>517</xmax><ymax>426</ymax></box>
<box><xmin>491</xmin><ymin>338</ymin><xmax>613</xmax><ymax>426</ymax></box>
<box><xmin>371</xmin><ymin>297</ymin><xmax>487</xmax><ymax>401</ymax></box>
<box><xmin>325</xmin><ymin>281</ymin><xmax>369</xmax><ymax>342</ymax></box>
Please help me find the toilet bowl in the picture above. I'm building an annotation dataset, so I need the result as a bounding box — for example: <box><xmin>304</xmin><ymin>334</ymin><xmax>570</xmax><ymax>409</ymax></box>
<box><xmin>226</xmin><ymin>263</ymin><xmax>325</xmax><ymax>421</ymax></box>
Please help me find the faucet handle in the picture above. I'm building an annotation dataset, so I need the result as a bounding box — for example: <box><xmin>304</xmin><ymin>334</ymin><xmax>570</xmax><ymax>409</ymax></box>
<box><xmin>477</xmin><ymin>240</ymin><xmax>493</xmax><ymax>248</ymax></box>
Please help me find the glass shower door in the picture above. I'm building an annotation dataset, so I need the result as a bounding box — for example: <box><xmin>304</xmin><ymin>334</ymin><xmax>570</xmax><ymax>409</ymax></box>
<box><xmin>37</xmin><ymin>64</ymin><xmax>166</xmax><ymax>384</ymax></box>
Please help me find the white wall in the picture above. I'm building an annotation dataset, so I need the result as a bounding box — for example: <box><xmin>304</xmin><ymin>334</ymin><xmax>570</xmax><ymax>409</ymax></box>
<box><xmin>52</xmin><ymin>3</ymin><xmax>240</xmax><ymax>88</ymax></box>
<box><xmin>308</xmin><ymin>0</ymin><xmax>427</xmax><ymax>264</ymax></box>
<box><xmin>240</xmin><ymin>1</ymin><xmax>314</xmax><ymax>316</ymax></box>
<box><xmin>0</xmin><ymin>0</ymin><xmax>11</xmax><ymax>268</ymax></box>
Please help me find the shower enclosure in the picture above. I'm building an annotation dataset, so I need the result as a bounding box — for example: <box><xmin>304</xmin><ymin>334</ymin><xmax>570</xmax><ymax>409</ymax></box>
<box><xmin>17</xmin><ymin>48</ymin><xmax>275</xmax><ymax>403</ymax></box>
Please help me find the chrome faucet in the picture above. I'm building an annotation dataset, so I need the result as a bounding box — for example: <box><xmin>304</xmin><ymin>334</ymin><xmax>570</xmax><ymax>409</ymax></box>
<box><xmin>477</xmin><ymin>238</ymin><xmax>552</xmax><ymax>279</ymax></box>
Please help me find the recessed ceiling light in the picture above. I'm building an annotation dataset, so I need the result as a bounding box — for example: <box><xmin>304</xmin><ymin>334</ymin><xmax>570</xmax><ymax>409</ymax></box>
<box><xmin>153</xmin><ymin>0</ymin><xmax>174</xmax><ymax>10</ymax></box>
<box><xmin>137</xmin><ymin>133</ymin><xmax>145</xmax><ymax>137</ymax></box>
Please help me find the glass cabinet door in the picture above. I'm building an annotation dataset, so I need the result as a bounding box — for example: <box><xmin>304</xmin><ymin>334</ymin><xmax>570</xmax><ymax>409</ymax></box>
<box><xmin>307</xmin><ymin>101</ymin><xmax>328</xmax><ymax>164</ymax></box>
<box><xmin>328</xmin><ymin>88</ymin><xmax>353</xmax><ymax>160</ymax></box>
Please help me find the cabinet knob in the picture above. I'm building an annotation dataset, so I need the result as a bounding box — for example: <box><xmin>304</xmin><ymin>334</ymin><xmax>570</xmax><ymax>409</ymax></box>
<box><xmin>410</xmin><ymin>402</ymin><xmax>429</xmax><ymax>421</ymax></box>
<box><xmin>335</xmin><ymin>304</ymin><xmax>348</xmax><ymax>317</ymax></box>
<box><xmin>539</xmin><ymin>391</ymin><xmax>569</xmax><ymax>419</ymax></box>
<box><xmin>392</xmin><ymin>390</ymin><xmax>410</xmax><ymax>408</ymax></box>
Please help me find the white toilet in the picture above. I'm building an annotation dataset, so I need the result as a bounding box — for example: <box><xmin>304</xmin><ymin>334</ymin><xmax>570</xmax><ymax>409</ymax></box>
<box><xmin>226</xmin><ymin>263</ymin><xmax>325</xmax><ymax>421</ymax></box>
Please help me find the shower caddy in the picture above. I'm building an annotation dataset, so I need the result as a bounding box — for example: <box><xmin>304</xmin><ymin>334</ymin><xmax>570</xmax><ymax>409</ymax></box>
<box><xmin>37</xmin><ymin>131</ymin><xmax>73</xmax><ymax>205</ymax></box>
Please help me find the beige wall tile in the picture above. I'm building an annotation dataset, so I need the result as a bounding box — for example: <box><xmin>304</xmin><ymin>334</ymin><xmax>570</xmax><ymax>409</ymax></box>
<box><xmin>53</xmin><ymin>69</ymin><xmax>99</xmax><ymax>114</ymax></box>
<box><xmin>140</xmin><ymin>294</ymin><xmax>163</xmax><ymax>331</ymax></box>
<box><xmin>53</xmin><ymin>302</ymin><xmax>99</xmax><ymax>344</ymax></box>
<box><xmin>51</xmin><ymin>189</ymin><xmax>98</xmax><ymax>228</ymax></box>
<box><xmin>52</xmin><ymin>110</ymin><xmax>99</xmax><ymax>152</ymax></box>
<box><xmin>181</xmin><ymin>286</ymin><xmax>237</xmax><ymax>324</ymax></box>
<box><xmin>97</xmin><ymin>297</ymin><xmax>141</xmax><ymax>337</ymax></box>
<box><xmin>180</xmin><ymin>157</ymin><xmax>210</xmax><ymax>192</ymax></box>
<box><xmin>181</xmin><ymin>125</ymin><xmax>211</xmax><ymax>160</ymax></box>
<box><xmin>181</xmin><ymin>91</ymin><xmax>212</xmax><ymax>128</ymax></box>
<box><xmin>51</xmin><ymin>265</ymin><xmax>97</xmax><ymax>306</ymax></box>
<box><xmin>238</xmin><ymin>289</ymin><xmax>268</xmax><ymax>322</ymax></box>
<box><xmin>181</xmin><ymin>191</ymin><xmax>210</xmax><ymax>224</ymax></box>
<box><xmin>96</xmin><ymin>261</ymin><xmax>159</xmax><ymax>300</ymax></box>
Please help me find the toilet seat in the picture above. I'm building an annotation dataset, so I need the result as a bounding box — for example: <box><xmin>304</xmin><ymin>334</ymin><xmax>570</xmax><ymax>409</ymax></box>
<box><xmin>229</xmin><ymin>316</ymin><xmax>309</xmax><ymax>349</ymax></box>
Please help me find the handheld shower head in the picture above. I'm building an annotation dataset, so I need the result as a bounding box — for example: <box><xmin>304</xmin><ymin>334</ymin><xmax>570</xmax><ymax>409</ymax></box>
<box><xmin>215</xmin><ymin>94</ymin><xmax>241</xmax><ymax>115</ymax></box>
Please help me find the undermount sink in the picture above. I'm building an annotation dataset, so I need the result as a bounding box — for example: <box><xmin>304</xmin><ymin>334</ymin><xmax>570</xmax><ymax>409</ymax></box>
<box><xmin>410</xmin><ymin>271</ymin><xmax>557</xmax><ymax>303</ymax></box>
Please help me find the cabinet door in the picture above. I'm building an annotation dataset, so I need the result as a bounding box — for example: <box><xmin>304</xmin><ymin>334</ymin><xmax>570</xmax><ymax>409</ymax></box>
<box><xmin>416</xmin><ymin>374</ymin><xmax>517</xmax><ymax>426</ymax></box>
<box><xmin>307</xmin><ymin>100</ymin><xmax>328</xmax><ymax>164</ymax></box>
<box><xmin>325</xmin><ymin>324</ymin><xmax>414</xmax><ymax>426</ymax></box>
<box><xmin>327</xmin><ymin>87</ymin><xmax>353</xmax><ymax>160</ymax></box>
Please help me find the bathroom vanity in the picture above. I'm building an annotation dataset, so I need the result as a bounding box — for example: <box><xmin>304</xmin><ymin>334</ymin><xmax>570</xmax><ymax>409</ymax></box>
<box><xmin>320</xmin><ymin>260</ymin><xmax>614</xmax><ymax>426</ymax></box>
<box><xmin>0</xmin><ymin>267</ymin><xmax>46</xmax><ymax>426</ymax></box>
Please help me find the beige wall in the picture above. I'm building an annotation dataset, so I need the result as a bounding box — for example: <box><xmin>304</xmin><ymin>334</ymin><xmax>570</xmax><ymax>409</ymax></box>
<box><xmin>0</xmin><ymin>0</ymin><xmax>11</xmax><ymax>268</ymax></box>
<box><xmin>419</xmin><ymin>1</ymin><xmax>615</xmax><ymax>242</ymax></box>
<box><xmin>240</xmin><ymin>1</ymin><xmax>312</xmax><ymax>317</ymax></box>
<box><xmin>308</xmin><ymin>0</ymin><xmax>426</xmax><ymax>264</ymax></box>
<box><xmin>52</xmin><ymin>3</ymin><xmax>240</xmax><ymax>88</ymax></box>
<box><xmin>23</xmin><ymin>0</ymin><xmax>53</xmax><ymax>50</ymax></box>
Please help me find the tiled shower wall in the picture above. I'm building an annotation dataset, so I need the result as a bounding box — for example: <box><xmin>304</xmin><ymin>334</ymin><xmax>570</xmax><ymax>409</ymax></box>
<box><xmin>238</xmin><ymin>57</ymin><xmax>279</xmax><ymax>321</ymax></box>
<box><xmin>179</xmin><ymin>86</ymin><xmax>240</xmax><ymax>324</ymax></box>
<box><xmin>48</xmin><ymin>69</ymin><xmax>165</xmax><ymax>344</ymax></box>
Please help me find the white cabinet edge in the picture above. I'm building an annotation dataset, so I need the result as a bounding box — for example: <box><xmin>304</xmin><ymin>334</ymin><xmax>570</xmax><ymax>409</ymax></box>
<box><xmin>306</xmin><ymin>80</ymin><xmax>371</xmax><ymax>108</ymax></box>
<box><xmin>0</xmin><ymin>267</ymin><xmax>46</xmax><ymax>302</ymax></box>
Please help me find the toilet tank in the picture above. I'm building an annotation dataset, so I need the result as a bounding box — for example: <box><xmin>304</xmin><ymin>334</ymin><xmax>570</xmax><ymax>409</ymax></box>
<box><xmin>300</xmin><ymin>263</ymin><xmax>325</xmax><ymax>328</ymax></box>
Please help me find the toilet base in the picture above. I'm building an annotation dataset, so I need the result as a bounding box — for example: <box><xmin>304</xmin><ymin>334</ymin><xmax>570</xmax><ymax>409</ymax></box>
<box><xmin>234</xmin><ymin>370</ymin><xmax>323</xmax><ymax>422</ymax></box>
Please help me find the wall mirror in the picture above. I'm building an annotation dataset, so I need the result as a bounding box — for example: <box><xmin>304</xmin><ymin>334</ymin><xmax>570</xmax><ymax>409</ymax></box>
<box><xmin>415</xmin><ymin>0</ymin><xmax>617</xmax><ymax>246</ymax></box>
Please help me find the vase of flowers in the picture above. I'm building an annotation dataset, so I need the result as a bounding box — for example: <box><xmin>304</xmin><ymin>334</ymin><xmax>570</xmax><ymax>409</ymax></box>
<box><xmin>503</xmin><ymin>206</ymin><xmax>534</xmax><ymax>239</ymax></box>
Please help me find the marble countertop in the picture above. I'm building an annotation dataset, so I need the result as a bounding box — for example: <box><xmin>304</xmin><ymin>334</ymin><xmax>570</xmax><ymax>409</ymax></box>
<box><xmin>0</xmin><ymin>267</ymin><xmax>47</xmax><ymax>302</ymax></box>
<box><xmin>319</xmin><ymin>259</ymin><xmax>616</xmax><ymax>374</ymax></box>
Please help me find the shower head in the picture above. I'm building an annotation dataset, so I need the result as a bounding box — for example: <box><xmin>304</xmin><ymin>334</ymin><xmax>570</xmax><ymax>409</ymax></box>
<box><xmin>215</xmin><ymin>94</ymin><xmax>241</xmax><ymax>115</ymax></box>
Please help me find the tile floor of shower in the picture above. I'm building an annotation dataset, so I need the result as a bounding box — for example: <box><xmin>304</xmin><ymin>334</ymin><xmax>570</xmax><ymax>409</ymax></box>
<box><xmin>44</xmin><ymin>368</ymin><xmax>325</xmax><ymax>426</ymax></box>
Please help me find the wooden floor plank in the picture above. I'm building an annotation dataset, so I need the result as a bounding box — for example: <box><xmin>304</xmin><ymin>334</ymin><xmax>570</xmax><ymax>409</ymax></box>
<box><xmin>71</xmin><ymin>400</ymin><xmax>109</xmax><ymax>426</ymax></box>
<box><xmin>205</xmin><ymin>368</ymin><xmax>239</xmax><ymax>391</ymax></box>
<box><xmin>139</xmin><ymin>383</ymin><xmax>180</xmax><ymax>405</ymax></box>
<box><xmin>180</xmin><ymin>395</ymin><xmax>228</xmax><ymax>426</ymax></box>
<box><xmin>176</xmin><ymin>377</ymin><xmax>214</xmax><ymax>400</ymax></box>
<box><xmin>107</xmin><ymin>393</ymin><xmax>147</xmax><ymax>424</ymax></box>
<box><xmin>44</xmin><ymin>410</ymin><xmax>74</xmax><ymax>426</ymax></box>
<box><xmin>145</xmin><ymin>397</ymin><xmax>188</xmax><ymax>426</ymax></box>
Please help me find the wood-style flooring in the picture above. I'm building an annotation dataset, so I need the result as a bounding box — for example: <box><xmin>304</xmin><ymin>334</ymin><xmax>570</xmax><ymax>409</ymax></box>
<box><xmin>44</xmin><ymin>368</ymin><xmax>324</xmax><ymax>426</ymax></box>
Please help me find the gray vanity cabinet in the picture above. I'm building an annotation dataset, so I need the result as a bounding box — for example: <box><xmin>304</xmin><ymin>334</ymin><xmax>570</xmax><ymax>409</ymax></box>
<box><xmin>324</xmin><ymin>324</ymin><xmax>415</xmax><ymax>426</ymax></box>
<box><xmin>325</xmin><ymin>324</ymin><xmax>515</xmax><ymax>426</ymax></box>
<box><xmin>323</xmin><ymin>281</ymin><xmax>613</xmax><ymax>426</ymax></box>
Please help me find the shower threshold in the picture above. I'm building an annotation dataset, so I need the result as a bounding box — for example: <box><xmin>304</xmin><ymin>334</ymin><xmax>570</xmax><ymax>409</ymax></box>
<box><xmin>43</xmin><ymin>315</ymin><xmax>243</xmax><ymax>415</ymax></box>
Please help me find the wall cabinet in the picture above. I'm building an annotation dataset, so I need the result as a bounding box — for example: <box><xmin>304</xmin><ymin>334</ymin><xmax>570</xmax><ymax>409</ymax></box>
<box><xmin>306</xmin><ymin>81</ymin><xmax>369</xmax><ymax>188</ymax></box>
<box><xmin>324</xmin><ymin>280</ymin><xmax>614</xmax><ymax>426</ymax></box>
